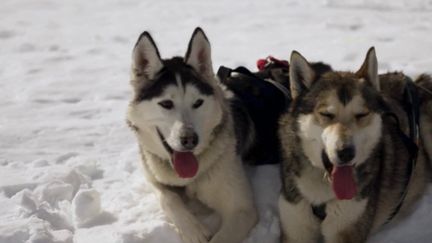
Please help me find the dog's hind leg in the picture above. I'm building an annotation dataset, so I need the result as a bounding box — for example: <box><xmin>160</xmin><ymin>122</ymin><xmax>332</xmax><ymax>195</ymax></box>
<box><xmin>278</xmin><ymin>195</ymin><xmax>320</xmax><ymax>243</ymax></box>
<box><xmin>155</xmin><ymin>185</ymin><xmax>212</xmax><ymax>243</ymax></box>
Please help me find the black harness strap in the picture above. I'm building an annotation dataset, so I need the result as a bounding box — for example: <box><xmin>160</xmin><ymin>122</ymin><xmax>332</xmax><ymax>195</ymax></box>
<box><xmin>383</xmin><ymin>77</ymin><xmax>420</xmax><ymax>224</ymax></box>
<box><xmin>217</xmin><ymin>66</ymin><xmax>291</xmax><ymax>106</ymax></box>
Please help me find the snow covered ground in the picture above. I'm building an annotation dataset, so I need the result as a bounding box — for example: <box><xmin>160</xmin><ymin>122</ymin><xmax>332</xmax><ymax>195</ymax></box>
<box><xmin>1</xmin><ymin>0</ymin><xmax>432</xmax><ymax>242</ymax></box>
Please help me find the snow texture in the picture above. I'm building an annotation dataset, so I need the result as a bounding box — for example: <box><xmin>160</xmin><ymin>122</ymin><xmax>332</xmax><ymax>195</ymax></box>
<box><xmin>1</xmin><ymin>0</ymin><xmax>432</xmax><ymax>242</ymax></box>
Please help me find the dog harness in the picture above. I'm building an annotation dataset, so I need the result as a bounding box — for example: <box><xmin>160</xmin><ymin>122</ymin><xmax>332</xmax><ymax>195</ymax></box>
<box><xmin>382</xmin><ymin>77</ymin><xmax>420</xmax><ymax>224</ymax></box>
<box><xmin>217</xmin><ymin>63</ymin><xmax>291</xmax><ymax>165</ymax></box>
<box><xmin>217</xmin><ymin>65</ymin><xmax>291</xmax><ymax>106</ymax></box>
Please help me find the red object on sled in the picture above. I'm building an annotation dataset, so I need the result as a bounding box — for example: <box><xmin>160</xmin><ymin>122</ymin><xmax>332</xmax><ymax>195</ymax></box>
<box><xmin>256</xmin><ymin>56</ymin><xmax>289</xmax><ymax>71</ymax></box>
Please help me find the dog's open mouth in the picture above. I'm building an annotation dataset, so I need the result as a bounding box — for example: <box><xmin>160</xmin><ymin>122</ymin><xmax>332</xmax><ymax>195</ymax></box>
<box><xmin>322</xmin><ymin>151</ymin><xmax>357</xmax><ymax>200</ymax></box>
<box><xmin>156</xmin><ymin>128</ymin><xmax>199</xmax><ymax>178</ymax></box>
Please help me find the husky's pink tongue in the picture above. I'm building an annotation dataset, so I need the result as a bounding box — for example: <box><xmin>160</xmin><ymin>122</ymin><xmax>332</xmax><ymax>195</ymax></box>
<box><xmin>172</xmin><ymin>151</ymin><xmax>198</xmax><ymax>178</ymax></box>
<box><xmin>331</xmin><ymin>165</ymin><xmax>357</xmax><ymax>200</ymax></box>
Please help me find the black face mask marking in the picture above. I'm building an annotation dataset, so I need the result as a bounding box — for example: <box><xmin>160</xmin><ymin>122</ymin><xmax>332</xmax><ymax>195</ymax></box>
<box><xmin>135</xmin><ymin>58</ymin><xmax>214</xmax><ymax>102</ymax></box>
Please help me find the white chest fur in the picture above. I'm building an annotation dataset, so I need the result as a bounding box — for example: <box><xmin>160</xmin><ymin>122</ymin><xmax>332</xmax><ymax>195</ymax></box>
<box><xmin>294</xmin><ymin>165</ymin><xmax>334</xmax><ymax>205</ymax></box>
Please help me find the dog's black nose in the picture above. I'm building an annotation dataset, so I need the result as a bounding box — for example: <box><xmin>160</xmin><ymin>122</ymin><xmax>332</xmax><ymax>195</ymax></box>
<box><xmin>180</xmin><ymin>133</ymin><xmax>198</xmax><ymax>150</ymax></box>
<box><xmin>337</xmin><ymin>146</ymin><xmax>355</xmax><ymax>164</ymax></box>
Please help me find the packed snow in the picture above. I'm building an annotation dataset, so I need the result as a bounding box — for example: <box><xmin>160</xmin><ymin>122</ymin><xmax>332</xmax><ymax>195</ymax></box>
<box><xmin>1</xmin><ymin>0</ymin><xmax>432</xmax><ymax>242</ymax></box>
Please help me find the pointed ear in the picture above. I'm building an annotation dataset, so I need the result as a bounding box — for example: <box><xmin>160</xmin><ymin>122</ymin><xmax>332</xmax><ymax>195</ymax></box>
<box><xmin>132</xmin><ymin>31</ymin><xmax>163</xmax><ymax>82</ymax></box>
<box><xmin>356</xmin><ymin>47</ymin><xmax>379</xmax><ymax>91</ymax></box>
<box><xmin>185</xmin><ymin>27</ymin><xmax>214</xmax><ymax>78</ymax></box>
<box><xmin>289</xmin><ymin>51</ymin><xmax>316</xmax><ymax>99</ymax></box>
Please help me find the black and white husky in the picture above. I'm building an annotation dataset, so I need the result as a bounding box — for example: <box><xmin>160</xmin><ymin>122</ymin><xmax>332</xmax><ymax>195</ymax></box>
<box><xmin>278</xmin><ymin>48</ymin><xmax>431</xmax><ymax>243</ymax></box>
<box><xmin>126</xmin><ymin>28</ymin><xmax>257</xmax><ymax>243</ymax></box>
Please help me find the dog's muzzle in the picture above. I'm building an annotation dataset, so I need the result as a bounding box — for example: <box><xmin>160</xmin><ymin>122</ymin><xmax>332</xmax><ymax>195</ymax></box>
<box><xmin>179</xmin><ymin>128</ymin><xmax>199</xmax><ymax>151</ymax></box>
<box><xmin>155</xmin><ymin>126</ymin><xmax>200</xmax><ymax>178</ymax></box>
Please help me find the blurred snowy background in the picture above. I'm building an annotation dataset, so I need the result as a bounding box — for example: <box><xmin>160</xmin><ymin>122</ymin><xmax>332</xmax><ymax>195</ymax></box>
<box><xmin>1</xmin><ymin>0</ymin><xmax>432</xmax><ymax>242</ymax></box>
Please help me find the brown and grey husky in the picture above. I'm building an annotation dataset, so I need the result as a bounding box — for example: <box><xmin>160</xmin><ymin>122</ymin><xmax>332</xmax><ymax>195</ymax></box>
<box><xmin>278</xmin><ymin>47</ymin><xmax>431</xmax><ymax>243</ymax></box>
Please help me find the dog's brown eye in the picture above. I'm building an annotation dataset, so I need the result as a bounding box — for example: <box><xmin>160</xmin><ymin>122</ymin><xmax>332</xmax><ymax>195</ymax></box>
<box><xmin>192</xmin><ymin>99</ymin><xmax>204</xmax><ymax>109</ymax></box>
<box><xmin>158</xmin><ymin>100</ymin><xmax>174</xmax><ymax>110</ymax></box>
<box><xmin>355</xmin><ymin>112</ymin><xmax>370</xmax><ymax>120</ymax></box>
<box><xmin>319</xmin><ymin>112</ymin><xmax>335</xmax><ymax>120</ymax></box>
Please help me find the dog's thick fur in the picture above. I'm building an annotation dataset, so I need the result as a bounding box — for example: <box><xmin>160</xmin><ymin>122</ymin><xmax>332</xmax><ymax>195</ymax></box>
<box><xmin>127</xmin><ymin>28</ymin><xmax>257</xmax><ymax>243</ymax></box>
<box><xmin>278</xmin><ymin>47</ymin><xmax>431</xmax><ymax>243</ymax></box>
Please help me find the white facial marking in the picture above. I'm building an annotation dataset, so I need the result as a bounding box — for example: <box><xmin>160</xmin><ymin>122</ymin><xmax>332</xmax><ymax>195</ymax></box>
<box><xmin>322</xmin><ymin>125</ymin><xmax>344</xmax><ymax>164</ymax></box>
<box><xmin>298</xmin><ymin>114</ymin><xmax>325</xmax><ymax>169</ymax></box>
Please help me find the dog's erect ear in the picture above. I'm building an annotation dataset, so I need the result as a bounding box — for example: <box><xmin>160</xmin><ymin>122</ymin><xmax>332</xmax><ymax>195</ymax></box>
<box><xmin>132</xmin><ymin>31</ymin><xmax>163</xmax><ymax>82</ymax></box>
<box><xmin>356</xmin><ymin>47</ymin><xmax>379</xmax><ymax>91</ymax></box>
<box><xmin>185</xmin><ymin>27</ymin><xmax>214</xmax><ymax>78</ymax></box>
<box><xmin>289</xmin><ymin>51</ymin><xmax>316</xmax><ymax>99</ymax></box>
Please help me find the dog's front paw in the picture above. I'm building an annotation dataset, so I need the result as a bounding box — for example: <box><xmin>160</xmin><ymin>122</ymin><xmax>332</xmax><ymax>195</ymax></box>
<box><xmin>176</xmin><ymin>217</ymin><xmax>212</xmax><ymax>243</ymax></box>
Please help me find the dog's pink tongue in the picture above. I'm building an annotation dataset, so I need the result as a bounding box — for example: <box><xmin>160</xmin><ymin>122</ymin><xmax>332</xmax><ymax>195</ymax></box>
<box><xmin>331</xmin><ymin>166</ymin><xmax>357</xmax><ymax>200</ymax></box>
<box><xmin>172</xmin><ymin>151</ymin><xmax>198</xmax><ymax>178</ymax></box>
